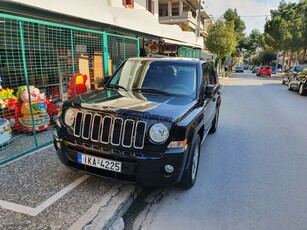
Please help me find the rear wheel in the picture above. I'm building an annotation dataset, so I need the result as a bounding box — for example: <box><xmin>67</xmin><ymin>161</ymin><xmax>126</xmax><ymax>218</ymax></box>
<box><xmin>178</xmin><ymin>134</ymin><xmax>201</xmax><ymax>189</ymax></box>
<box><xmin>299</xmin><ymin>83</ymin><xmax>307</xmax><ymax>96</ymax></box>
<box><xmin>209</xmin><ymin>107</ymin><xmax>219</xmax><ymax>134</ymax></box>
<box><xmin>282</xmin><ymin>79</ymin><xmax>285</xmax><ymax>84</ymax></box>
<box><xmin>288</xmin><ymin>82</ymin><xmax>292</xmax><ymax>90</ymax></box>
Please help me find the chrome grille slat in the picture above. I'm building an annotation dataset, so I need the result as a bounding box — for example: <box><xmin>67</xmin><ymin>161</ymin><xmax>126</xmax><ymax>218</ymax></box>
<box><xmin>101</xmin><ymin>116</ymin><xmax>112</xmax><ymax>144</ymax></box>
<box><xmin>134</xmin><ymin>121</ymin><xmax>146</xmax><ymax>149</ymax></box>
<box><xmin>111</xmin><ymin>118</ymin><xmax>123</xmax><ymax>146</ymax></box>
<box><xmin>73</xmin><ymin>111</ymin><xmax>146</xmax><ymax>149</ymax></box>
<box><xmin>91</xmin><ymin>115</ymin><xmax>102</xmax><ymax>142</ymax></box>
<box><xmin>81</xmin><ymin>113</ymin><xmax>92</xmax><ymax>140</ymax></box>
<box><xmin>74</xmin><ymin>112</ymin><xmax>83</xmax><ymax>137</ymax></box>
<box><xmin>122</xmin><ymin>119</ymin><xmax>135</xmax><ymax>148</ymax></box>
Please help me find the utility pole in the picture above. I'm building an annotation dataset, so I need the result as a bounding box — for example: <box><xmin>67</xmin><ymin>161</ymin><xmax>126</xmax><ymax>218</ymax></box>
<box><xmin>196</xmin><ymin>0</ymin><xmax>201</xmax><ymax>37</ymax></box>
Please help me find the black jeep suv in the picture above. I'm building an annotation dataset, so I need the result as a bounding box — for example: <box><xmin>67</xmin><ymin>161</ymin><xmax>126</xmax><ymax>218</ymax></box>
<box><xmin>53</xmin><ymin>57</ymin><xmax>221</xmax><ymax>189</ymax></box>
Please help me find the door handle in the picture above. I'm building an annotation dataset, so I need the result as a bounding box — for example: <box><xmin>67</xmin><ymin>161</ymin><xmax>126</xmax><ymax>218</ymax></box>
<box><xmin>212</xmin><ymin>98</ymin><xmax>216</xmax><ymax>102</ymax></box>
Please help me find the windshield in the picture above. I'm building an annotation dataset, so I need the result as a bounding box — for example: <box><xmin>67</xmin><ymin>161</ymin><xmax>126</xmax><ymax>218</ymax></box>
<box><xmin>107</xmin><ymin>59</ymin><xmax>197</xmax><ymax>98</ymax></box>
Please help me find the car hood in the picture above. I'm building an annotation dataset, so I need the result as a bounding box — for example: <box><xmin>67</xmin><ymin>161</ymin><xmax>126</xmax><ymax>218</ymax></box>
<box><xmin>67</xmin><ymin>89</ymin><xmax>197</xmax><ymax>122</ymax></box>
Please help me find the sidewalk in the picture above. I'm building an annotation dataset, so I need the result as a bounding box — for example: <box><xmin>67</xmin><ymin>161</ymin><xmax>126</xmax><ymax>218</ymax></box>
<box><xmin>0</xmin><ymin>145</ymin><xmax>141</xmax><ymax>230</ymax></box>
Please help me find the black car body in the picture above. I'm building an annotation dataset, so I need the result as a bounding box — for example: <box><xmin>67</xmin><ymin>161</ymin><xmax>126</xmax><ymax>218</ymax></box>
<box><xmin>288</xmin><ymin>68</ymin><xmax>307</xmax><ymax>95</ymax></box>
<box><xmin>282</xmin><ymin>65</ymin><xmax>307</xmax><ymax>84</ymax></box>
<box><xmin>53</xmin><ymin>57</ymin><xmax>221</xmax><ymax>188</ymax></box>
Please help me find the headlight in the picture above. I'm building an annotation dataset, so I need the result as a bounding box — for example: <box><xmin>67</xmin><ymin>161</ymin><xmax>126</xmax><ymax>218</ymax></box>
<box><xmin>64</xmin><ymin>108</ymin><xmax>75</xmax><ymax>127</ymax></box>
<box><xmin>149</xmin><ymin>123</ymin><xmax>169</xmax><ymax>143</ymax></box>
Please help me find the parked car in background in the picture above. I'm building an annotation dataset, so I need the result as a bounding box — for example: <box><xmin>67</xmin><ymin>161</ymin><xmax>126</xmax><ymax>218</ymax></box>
<box><xmin>235</xmin><ymin>66</ymin><xmax>244</xmax><ymax>73</ymax></box>
<box><xmin>252</xmin><ymin>66</ymin><xmax>259</xmax><ymax>73</ymax></box>
<box><xmin>271</xmin><ymin>67</ymin><xmax>277</xmax><ymax>74</ymax></box>
<box><xmin>288</xmin><ymin>68</ymin><xmax>307</xmax><ymax>95</ymax></box>
<box><xmin>256</xmin><ymin>66</ymin><xmax>272</xmax><ymax>76</ymax></box>
<box><xmin>282</xmin><ymin>65</ymin><xmax>307</xmax><ymax>84</ymax></box>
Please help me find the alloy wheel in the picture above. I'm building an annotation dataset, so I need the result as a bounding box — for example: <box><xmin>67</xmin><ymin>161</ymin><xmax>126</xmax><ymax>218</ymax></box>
<box><xmin>299</xmin><ymin>84</ymin><xmax>303</xmax><ymax>95</ymax></box>
<box><xmin>191</xmin><ymin>144</ymin><xmax>199</xmax><ymax>180</ymax></box>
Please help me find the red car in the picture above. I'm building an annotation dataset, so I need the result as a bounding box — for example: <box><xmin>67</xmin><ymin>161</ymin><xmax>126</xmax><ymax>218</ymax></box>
<box><xmin>256</xmin><ymin>66</ymin><xmax>272</xmax><ymax>76</ymax></box>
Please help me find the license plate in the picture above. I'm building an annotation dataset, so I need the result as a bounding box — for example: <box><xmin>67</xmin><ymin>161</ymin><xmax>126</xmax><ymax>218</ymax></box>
<box><xmin>77</xmin><ymin>153</ymin><xmax>122</xmax><ymax>173</ymax></box>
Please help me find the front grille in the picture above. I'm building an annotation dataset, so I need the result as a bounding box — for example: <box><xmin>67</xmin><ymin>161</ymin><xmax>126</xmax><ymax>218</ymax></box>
<box><xmin>73</xmin><ymin>111</ymin><xmax>146</xmax><ymax>149</ymax></box>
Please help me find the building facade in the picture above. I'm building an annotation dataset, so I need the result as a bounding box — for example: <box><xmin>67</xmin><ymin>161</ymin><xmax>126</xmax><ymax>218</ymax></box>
<box><xmin>0</xmin><ymin>0</ymin><xmax>204</xmax><ymax>163</ymax></box>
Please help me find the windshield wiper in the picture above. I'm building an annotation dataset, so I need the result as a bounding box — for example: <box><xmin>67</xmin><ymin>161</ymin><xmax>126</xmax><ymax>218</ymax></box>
<box><xmin>132</xmin><ymin>88</ymin><xmax>171</xmax><ymax>95</ymax></box>
<box><xmin>106</xmin><ymin>84</ymin><xmax>128</xmax><ymax>91</ymax></box>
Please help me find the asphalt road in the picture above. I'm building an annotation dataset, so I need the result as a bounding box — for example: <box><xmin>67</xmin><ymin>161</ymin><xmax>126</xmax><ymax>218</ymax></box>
<box><xmin>125</xmin><ymin>71</ymin><xmax>307</xmax><ymax>230</ymax></box>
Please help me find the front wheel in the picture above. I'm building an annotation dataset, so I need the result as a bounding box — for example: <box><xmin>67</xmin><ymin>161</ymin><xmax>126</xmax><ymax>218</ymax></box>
<box><xmin>299</xmin><ymin>83</ymin><xmax>307</xmax><ymax>96</ymax></box>
<box><xmin>178</xmin><ymin>134</ymin><xmax>201</xmax><ymax>189</ymax></box>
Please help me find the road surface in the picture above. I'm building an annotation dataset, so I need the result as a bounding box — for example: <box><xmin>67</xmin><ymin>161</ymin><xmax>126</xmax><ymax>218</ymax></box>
<box><xmin>125</xmin><ymin>71</ymin><xmax>307</xmax><ymax>230</ymax></box>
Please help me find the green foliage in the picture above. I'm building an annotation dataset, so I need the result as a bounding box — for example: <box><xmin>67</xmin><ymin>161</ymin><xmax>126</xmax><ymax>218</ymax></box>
<box><xmin>252</xmin><ymin>51</ymin><xmax>276</xmax><ymax>65</ymax></box>
<box><xmin>242</xmin><ymin>29</ymin><xmax>262</xmax><ymax>57</ymax></box>
<box><xmin>263</xmin><ymin>0</ymin><xmax>307</xmax><ymax>61</ymax></box>
<box><xmin>223</xmin><ymin>9</ymin><xmax>246</xmax><ymax>43</ymax></box>
<box><xmin>223</xmin><ymin>8</ymin><xmax>247</xmax><ymax>56</ymax></box>
<box><xmin>205</xmin><ymin>20</ymin><xmax>237</xmax><ymax>66</ymax></box>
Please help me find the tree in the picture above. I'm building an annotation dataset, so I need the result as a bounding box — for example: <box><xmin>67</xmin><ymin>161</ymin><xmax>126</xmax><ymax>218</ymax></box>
<box><xmin>262</xmin><ymin>0</ymin><xmax>307</xmax><ymax>67</ymax></box>
<box><xmin>223</xmin><ymin>9</ymin><xmax>247</xmax><ymax>68</ymax></box>
<box><xmin>205</xmin><ymin>20</ymin><xmax>237</xmax><ymax>69</ymax></box>
<box><xmin>251</xmin><ymin>51</ymin><xmax>276</xmax><ymax>66</ymax></box>
<box><xmin>223</xmin><ymin>9</ymin><xmax>246</xmax><ymax>45</ymax></box>
<box><xmin>245</xmin><ymin>29</ymin><xmax>262</xmax><ymax>55</ymax></box>
<box><xmin>296</xmin><ymin>0</ymin><xmax>307</xmax><ymax>63</ymax></box>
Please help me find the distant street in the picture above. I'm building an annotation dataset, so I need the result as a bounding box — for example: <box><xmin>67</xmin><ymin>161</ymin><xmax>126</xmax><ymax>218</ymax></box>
<box><xmin>125</xmin><ymin>71</ymin><xmax>307</xmax><ymax>230</ymax></box>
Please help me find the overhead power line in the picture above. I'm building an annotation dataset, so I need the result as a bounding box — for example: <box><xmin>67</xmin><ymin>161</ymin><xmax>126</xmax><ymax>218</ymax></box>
<box><xmin>210</xmin><ymin>15</ymin><xmax>270</xmax><ymax>19</ymax></box>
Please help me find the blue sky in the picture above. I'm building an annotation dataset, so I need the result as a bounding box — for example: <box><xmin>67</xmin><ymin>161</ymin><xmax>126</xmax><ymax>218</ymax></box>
<box><xmin>205</xmin><ymin>0</ymin><xmax>299</xmax><ymax>35</ymax></box>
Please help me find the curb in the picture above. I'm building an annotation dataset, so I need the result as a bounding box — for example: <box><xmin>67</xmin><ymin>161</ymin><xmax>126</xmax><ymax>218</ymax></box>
<box><xmin>68</xmin><ymin>184</ymin><xmax>142</xmax><ymax>230</ymax></box>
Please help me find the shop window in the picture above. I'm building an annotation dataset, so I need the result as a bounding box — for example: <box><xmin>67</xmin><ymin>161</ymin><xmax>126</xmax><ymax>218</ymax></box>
<box><xmin>122</xmin><ymin>0</ymin><xmax>134</xmax><ymax>8</ymax></box>
<box><xmin>147</xmin><ymin>0</ymin><xmax>154</xmax><ymax>14</ymax></box>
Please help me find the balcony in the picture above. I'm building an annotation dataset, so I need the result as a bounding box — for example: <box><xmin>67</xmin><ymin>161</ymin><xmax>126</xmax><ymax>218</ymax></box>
<box><xmin>159</xmin><ymin>11</ymin><xmax>205</xmax><ymax>32</ymax></box>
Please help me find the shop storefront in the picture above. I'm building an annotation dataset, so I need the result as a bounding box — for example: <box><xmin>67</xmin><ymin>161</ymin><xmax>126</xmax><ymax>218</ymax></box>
<box><xmin>0</xmin><ymin>13</ymin><xmax>139</xmax><ymax>164</ymax></box>
<box><xmin>0</xmin><ymin>1</ymin><xmax>205</xmax><ymax>164</ymax></box>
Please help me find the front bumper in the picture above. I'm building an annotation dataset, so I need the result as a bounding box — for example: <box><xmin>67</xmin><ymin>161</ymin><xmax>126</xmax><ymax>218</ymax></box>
<box><xmin>53</xmin><ymin>127</ymin><xmax>189</xmax><ymax>187</ymax></box>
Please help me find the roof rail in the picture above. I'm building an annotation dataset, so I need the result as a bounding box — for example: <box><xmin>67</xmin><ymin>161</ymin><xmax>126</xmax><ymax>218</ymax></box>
<box><xmin>146</xmin><ymin>54</ymin><xmax>167</xmax><ymax>58</ymax></box>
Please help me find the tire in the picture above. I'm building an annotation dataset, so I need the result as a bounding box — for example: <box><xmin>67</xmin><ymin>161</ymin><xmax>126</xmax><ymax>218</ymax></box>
<box><xmin>178</xmin><ymin>134</ymin><xmax>201</xmax><ymax>189</ymax></box>
<box><xmin>282</xmin><ymin>79</ymin><xmax>285</xmax><ymax>84</ymax></box>
<box><xmin>288</xmin><ymin>82</ymin><xmax>292</xmax><ymax>91</ymax></box>
<box><xmin>209</xmin><ymin>107</ymin><xmax>219</xmax><ymax>134</ymax></box>
<box><xmin>299</xmin><ymin>83</ymin><xmax>307</xmax><ymax>96</ymax></box>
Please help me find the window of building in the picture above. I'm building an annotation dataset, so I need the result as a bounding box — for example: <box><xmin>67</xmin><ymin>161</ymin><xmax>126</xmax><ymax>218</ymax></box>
<box><xmin>122</xmin><ymin>0</ymin><xmax>134</xmax><ymax>8</ymax></box>
<box><xmin>147</xmin><ymin>0</ymin><xmax>154</xmax><ymax>14</ymax></box>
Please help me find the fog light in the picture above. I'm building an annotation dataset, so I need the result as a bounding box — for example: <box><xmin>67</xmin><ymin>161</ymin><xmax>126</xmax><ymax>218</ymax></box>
<box><xmin>165</xmin><ymin>165</ymin><xmax>174</xmax><ymax>174</ymax></box>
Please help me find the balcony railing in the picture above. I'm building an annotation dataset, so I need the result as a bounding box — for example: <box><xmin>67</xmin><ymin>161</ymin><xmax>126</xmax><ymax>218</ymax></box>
<box><xmin>159</xmin><ymin>11</ymin><xmax>205</xmax><ymax>31</ymax></box>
